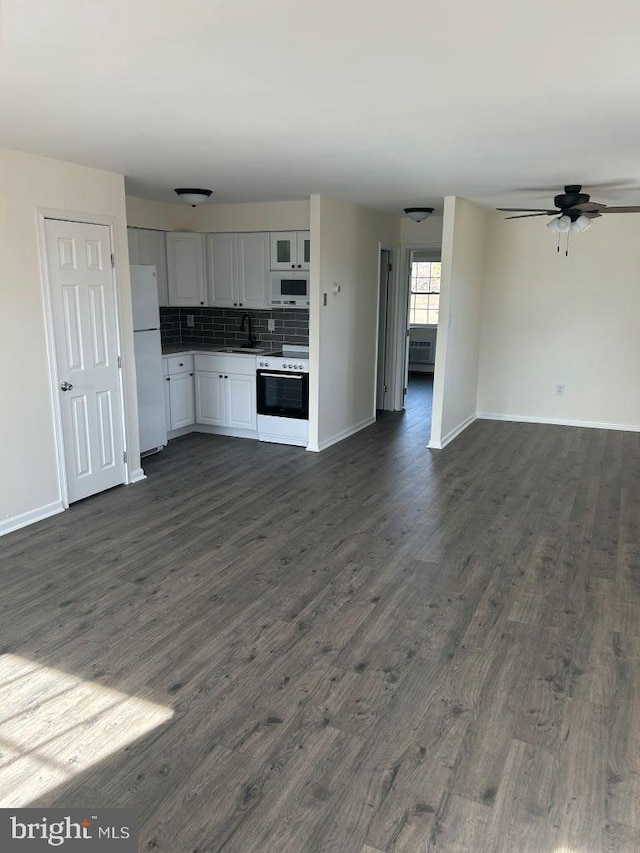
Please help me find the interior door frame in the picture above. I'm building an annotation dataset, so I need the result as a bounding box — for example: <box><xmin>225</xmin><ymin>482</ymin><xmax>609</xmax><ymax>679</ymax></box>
<box><xmin>392</xmin><ymin>241</ymin><xmax>442</xmax><ymax>410</ymax></box>
<box><xmin>36</xmin><ymin>207</ymin><xmax>131</xmax><ymax>509</ymax></box>
<box><xmin>374</xmin><ymin>243</ymin><xmax>401</xmax><ymax>414</ymax></box>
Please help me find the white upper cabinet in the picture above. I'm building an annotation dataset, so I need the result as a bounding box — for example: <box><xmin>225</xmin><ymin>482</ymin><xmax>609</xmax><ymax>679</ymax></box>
<box><xmin>127</xmin><ymin>227</ymin><xmax>169</xmax><ymax>305</ymax></box>
<box><xmin>237</xmin><ymin>232</ymin><xmax>269</xmax><ymax>308</ymax></box>
<box><xmin>207</xmin><ymin>232</ymin><xmax>269</xmax><ymax>309</ymax></box>
<box><xmin>139</xmin><ymin>229</ymin><xmax>169</xmax><ymax>307</ymax></box>
<box><xmin>127</xmin><ymin>227</ymin><xmax>141</xmax><ymax>264</ymax></box>
<box><xmin>270</xmin><ymin>231</ymin><xmax>310</xmax><ymax>271</ymax></box>
<box><xmin>206</xmin><ymin>233</ymin><xmax>239</xmax><ymax>308</ymax></box>
<box><xmin>166</xmin><ymin>232</ymin><xmax>206</xmax><ymax>306</ymax></box>
<box><xmin>297</xmin><ymin>231</ymin><xmax>311</xmax><ymax>269</ymax></box>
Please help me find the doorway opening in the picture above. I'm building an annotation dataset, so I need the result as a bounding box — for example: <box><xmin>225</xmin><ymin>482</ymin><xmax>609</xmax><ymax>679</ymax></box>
<box><xmin>405</xmin><ymin>249</ymin><xmax>440</xmax><ymax>415</ymax></box>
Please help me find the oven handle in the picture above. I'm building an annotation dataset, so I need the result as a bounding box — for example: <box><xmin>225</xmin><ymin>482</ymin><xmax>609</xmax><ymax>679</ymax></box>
<box><xmin>259</xmin><ymin>372</ymin><xmax>303</xmax><ymax>379</ymax></box>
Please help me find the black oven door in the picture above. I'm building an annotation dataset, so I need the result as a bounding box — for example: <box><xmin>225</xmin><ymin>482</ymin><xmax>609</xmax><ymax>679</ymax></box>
<box><xmin>257</xmin><ymin>370</ymin><xmax>309</xmax><ymax>419</ymax></box>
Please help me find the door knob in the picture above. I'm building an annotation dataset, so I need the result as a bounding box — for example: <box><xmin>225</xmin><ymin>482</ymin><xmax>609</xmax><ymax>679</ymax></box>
<box><xmin>60</xmin><ymin>381</ymin><xmax>73</xmax><ymax>391</ymax></box>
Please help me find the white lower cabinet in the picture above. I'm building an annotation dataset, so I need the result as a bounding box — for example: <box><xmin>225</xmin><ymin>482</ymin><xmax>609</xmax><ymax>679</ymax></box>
<box><xmin>195</xmin><ymin>371</ymin><xmax>225</xmax><ymax>426</ymax></box>
<box><xmin>194</xmin><ymin>354</ymin><xmax>256</xmax><ymax>433</ymax></box>
<box><xmin>163</xmin><ymin>355</ymin><xmax>195</xmax><ymax>432</ymax></box>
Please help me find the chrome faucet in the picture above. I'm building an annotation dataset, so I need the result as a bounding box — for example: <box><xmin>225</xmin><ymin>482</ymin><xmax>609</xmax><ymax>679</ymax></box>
<box><xmin>239</xmin><ymin>312</ymin><xmax>257</xmax><ymax>348</ymax></box>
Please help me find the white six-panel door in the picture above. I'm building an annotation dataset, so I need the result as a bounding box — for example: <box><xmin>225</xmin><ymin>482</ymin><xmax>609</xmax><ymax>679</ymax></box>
<box><xmin>45</xmin><ymin>219</ymin><xmax>125</xmax><ymax>503</ymax></box>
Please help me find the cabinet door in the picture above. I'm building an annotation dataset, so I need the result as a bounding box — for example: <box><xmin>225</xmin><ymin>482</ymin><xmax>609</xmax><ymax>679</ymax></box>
<box><xmin>169</xmin><ymin>372</ymin><xmax>195</xmax><ymax>429</ymax></box>
<box><xmin>270</xmin><ymin>232</ymin><xmax>298</xmax><ymax>271</ymax></box>
<box><xmin>237</xmin><ymin>232</ymin><xmax>269</xmax><ymax>309</ymax></box>
<box><xmin>206</xmin><ymin>233</ymin><xmax>239</xmax><ymax>308</ymax></box>
<box><xmin>296</xmin><ymin>231</ymin><xmax>311</xmax><ymax>270</ymax></box>
<box><xmin>195</xmin><ymin>371</ymin><xmax>225</xmax><ymax>426</ymax></box>
<box><xmin>225</xmin><ymin>373</ymin><xmax>256</xmax><ymax>430</ymax></box>
<box><xmin>166</xmin><ymin>233</ymin><xmax>206</xmax><ymax>306</ymax></box>
<box><xmin>127</xmin><ymin>227</ymin><xmax>141</xmax><ymax>265</ymax></box>
<box><xmin>139</xmin><ymin>229</ymin><xmax>169</xmax><ymax>307</ymax></box>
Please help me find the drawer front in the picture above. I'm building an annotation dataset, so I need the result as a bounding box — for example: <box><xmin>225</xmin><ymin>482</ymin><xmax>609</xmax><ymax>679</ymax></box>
<box><xmin>167</xmin><ymin>354</ymin><xmax>194</xmax><ymax>374</ymax></box>
<box><xmin>194</xmin><ymin>354</ymin><xmax>255</xmax><ymax>375</ymax></box>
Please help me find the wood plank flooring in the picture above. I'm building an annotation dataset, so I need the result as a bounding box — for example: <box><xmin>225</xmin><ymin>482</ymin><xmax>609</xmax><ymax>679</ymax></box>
<box><xmin>2</xmin><ymin>375</ymin><xmax>640</xmax><ymax>851</ymax></box>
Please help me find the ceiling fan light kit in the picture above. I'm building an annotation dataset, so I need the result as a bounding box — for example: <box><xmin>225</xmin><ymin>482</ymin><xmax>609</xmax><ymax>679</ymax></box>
<box><xmin>498</xmin><ymin>184</ymin><xmax>640</xmax><ymax>252</ymax></box>
<box><xmin>174</xmin><ymin>188</ymin><xmax>213</xmax><ymax>207</ymax></box>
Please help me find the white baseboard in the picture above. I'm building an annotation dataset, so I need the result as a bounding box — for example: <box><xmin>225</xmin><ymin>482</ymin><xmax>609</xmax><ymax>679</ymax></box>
<box><xmin>428</xmin><ymin>412</ymin><xmax>477</xmax><ymax>450</ymax></box>
<box><xmin>0</xmin><ymin>500</ymin><xmax>65</xmax><ymax>538</ymax></box>
<box><xmin>477</xmin><ymin>412</ymin><xmax>640</xmax><ymax>433</ymax></box>
<box><xmin>316</xmin><ymin>416</ymin><xmax>376</xmax><ymax>452</ymax></box>
<box><xmin>128</xmin><ymin>468</ymin><xmax>146</xmax><ymax>484</ymax></box>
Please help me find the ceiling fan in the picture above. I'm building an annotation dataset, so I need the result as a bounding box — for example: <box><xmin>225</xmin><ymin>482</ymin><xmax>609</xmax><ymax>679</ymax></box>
<box><xmin>498</xmin><ymin>184</ymin><xmax>640</xmax><ymax>233</ymax></box>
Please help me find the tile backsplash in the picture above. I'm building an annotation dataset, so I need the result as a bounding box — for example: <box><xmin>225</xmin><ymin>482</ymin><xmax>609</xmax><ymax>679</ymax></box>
<box><xmin>160</xmin><ymin>307</ymin><xmax>309</xmax><ymax>349</ymax></box>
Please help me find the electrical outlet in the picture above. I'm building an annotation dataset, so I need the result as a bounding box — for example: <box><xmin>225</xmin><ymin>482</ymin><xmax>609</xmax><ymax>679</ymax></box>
<box><xmin>267</xmin><ymin>319</ymin><xmax>275</xmax><ymax>332</ymax></box>
<box><xmin>555</xmin><ymin>384</ymin><xmax>565</xmax><ymax>396</ymax></box>
<box><xmin>186</xmin><ymin>314</ymin><xmax>195</xmax><ymax>328</ymax></box>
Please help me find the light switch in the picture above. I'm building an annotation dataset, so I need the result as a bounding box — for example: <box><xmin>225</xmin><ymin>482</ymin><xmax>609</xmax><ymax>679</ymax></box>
<box><xmin>186</xmin><ymin>314</ymin><xmax>195</xmax><ymax>328</ymax></box>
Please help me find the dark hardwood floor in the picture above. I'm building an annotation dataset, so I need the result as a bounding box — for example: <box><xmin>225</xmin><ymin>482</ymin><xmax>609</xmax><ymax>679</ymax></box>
<box><xmin>2</xmin><ymin>379</ymin><xmax>639</xmax><ymax>852</ymax></box>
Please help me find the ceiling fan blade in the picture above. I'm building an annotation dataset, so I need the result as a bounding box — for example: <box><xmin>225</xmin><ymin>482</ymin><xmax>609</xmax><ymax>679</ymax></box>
<box><xmin>573</xmin><ymin>201</ymin><xmax>606</xmax><ymax>211</ymax></box>
<box><xmin>504</xmin><ymin>213</ymin><xmax>554</xmax><ymax>219</ymax></box>
<box><xmin>598</xmin><ymin>206</ymin><xmax>640</xmax><ymax>213</ymax></box>
<box><xmin>582</xmin><ymin>211</ymin><xmax>602</xmax><ymax>219</ymax></box>
<box><xmin>497</xmin><ymin>207</ymin><xmax>557</xmax><ymax>212</ymax></box>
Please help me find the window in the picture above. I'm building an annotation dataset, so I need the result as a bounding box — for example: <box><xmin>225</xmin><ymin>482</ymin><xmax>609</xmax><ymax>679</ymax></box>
<box><xmin>409</xmin><ymin>260</ymin><xmax>440</xmax><ymax>326</ymax></box>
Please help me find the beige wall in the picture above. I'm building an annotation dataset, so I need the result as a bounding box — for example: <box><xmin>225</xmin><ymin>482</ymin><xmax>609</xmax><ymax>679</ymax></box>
<box><xmin>308</xmin><ymin>195</ymin><xmax>400</xmax><ymax>451</ymax></box>
<box><xmin>401</xmin><ymin>214</ymin><xmax>444</xmax><ymax>247</ymax></box>
<box><xmin>194</xmin><ymin>200</ymin><xmax>310</xmax><ymax>233</ymax></box>
<box><xmin>126</xmin><ymin>196</ymin><xmax>310</xmax><ymax>233</ymax></box>
<box><xmin>0</xmin><ymin>148</ymin><xmax>139</xmax><ymax>533</ymax></box>
<box><xmin>125</xmin><ymin>196</ymin><xmax>191</xmax><ymax>231</ymax></box>
<box><xmin>431</xmin><ymin>197</ymin><xmax>487</xmax><ymax>448</ymax></box>
<box><xmin>477</xmin><ymin>211</ymin><xmax>640</xmax><ymax>428</ymax></box>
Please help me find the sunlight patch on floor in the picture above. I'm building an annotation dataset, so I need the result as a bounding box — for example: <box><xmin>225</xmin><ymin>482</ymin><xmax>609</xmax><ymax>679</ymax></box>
<box><xmin>0</xmin><ymin>654</ymin><xmax>173</xmax><ymax>807</ymax></box>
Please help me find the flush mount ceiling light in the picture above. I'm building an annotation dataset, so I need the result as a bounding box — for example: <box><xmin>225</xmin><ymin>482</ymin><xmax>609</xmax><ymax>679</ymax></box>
<box><xmin>404</xmin><ymin>207</ymin><xmax>434</xmax><ymax>222</ymax></box>
<box><xmin>174</xmin><ymin>188</ymin><xmax>213</xmax><ymax>207</ymax></box>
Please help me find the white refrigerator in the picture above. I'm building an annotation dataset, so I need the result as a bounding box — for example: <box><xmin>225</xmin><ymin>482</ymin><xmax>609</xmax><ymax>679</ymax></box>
<box><xmin>131</xmin><ymin>265</ymin><xmax>167</xmax><ymax>454</ymax></box>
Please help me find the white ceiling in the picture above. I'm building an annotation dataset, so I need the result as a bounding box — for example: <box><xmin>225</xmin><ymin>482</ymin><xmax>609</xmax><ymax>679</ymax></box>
<box><xmin>2</xmin><ymin>0</ymin><xmax>640</xmax><ymax>213</ymax></box>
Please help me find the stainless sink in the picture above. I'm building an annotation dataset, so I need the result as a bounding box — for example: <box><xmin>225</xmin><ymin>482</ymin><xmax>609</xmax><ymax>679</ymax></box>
<box><xmin>216</xmin><ymin>347</ymin><xmax>266</xmax><ymax>354</ymax></box>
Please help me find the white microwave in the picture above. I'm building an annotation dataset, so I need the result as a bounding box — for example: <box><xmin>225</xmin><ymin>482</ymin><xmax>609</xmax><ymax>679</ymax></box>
<box><xmin>270</xmin><ymin>272</ymin><xmax>310</xmax><ymax>308</ymax></box>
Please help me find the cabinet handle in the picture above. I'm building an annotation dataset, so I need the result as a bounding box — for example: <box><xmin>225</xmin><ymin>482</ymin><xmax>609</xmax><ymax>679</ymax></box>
<box><xmin>190</xmin><ymin>372</ymin><xmax>193</xmax><ymax>376</ymax></box>
<box><xmin>233</xmin><ymin>303</ymin><xmax>237</xmax><ymax>307</ymax></box>
<box><xmin>239</xmin><ymin>302</ymin><xmax>243</xmax><ymax>307</ymax></box>
<box><xmin>166</xmin><ymin>377</ymin><xmax>171</xmax><ymax>381</ymax></box>
<box><xmin>219</xmin><ymin>374</ymin><xmax>222</xmax><ymax>378</ymax></box>
<box><xmin>178</xmin><ymin>362</ymin><xmax>183</xmax><ymax>366</ymax></box>
<box><xmin>224</xmin><ymin>375</ymin><xmax>228</xmax><ymax>379</ymax></box>
<box><xmin>291</xmin><ymin>264</ymin><xmax>295</xmax><ymax>269</ymax></box>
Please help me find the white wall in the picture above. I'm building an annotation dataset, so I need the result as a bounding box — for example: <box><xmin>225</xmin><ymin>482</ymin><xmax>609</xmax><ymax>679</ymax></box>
<box><xmin>430</xmin><ymin>197</ymin><xmax>487</xmax><ymax>448</ymax></box>
<box><xmin>308</xmin><ymin>195</ymin><xmax>400</xmax><ymax>451</ymax></box>
<box><xmin>0</xmin><ymin>148</ymin><xmax>139</xmax><ymax>534</ymax></box>
<box><xmin>478</xmin><ymin>211</ymin><xmax>640</xmax><ymax>429</ymax></box>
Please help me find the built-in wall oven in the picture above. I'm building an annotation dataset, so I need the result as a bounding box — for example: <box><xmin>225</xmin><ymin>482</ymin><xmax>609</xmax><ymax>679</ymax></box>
<box><xmin>256</xmin><ymin>346</ymin><xmax>309</xmax><ymax>447</ymax></box>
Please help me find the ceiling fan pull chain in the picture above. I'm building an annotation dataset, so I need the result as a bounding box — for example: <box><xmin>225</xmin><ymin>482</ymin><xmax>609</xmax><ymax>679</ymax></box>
<box><xmin>557</xmin><ymin>234</ymin><xmax>560</xmax><ymax>253</ymax></box>
<box><xmin>566</xmin><ymin>231</ymin><xmax>570</xmax><ymax>257</ymax></box>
